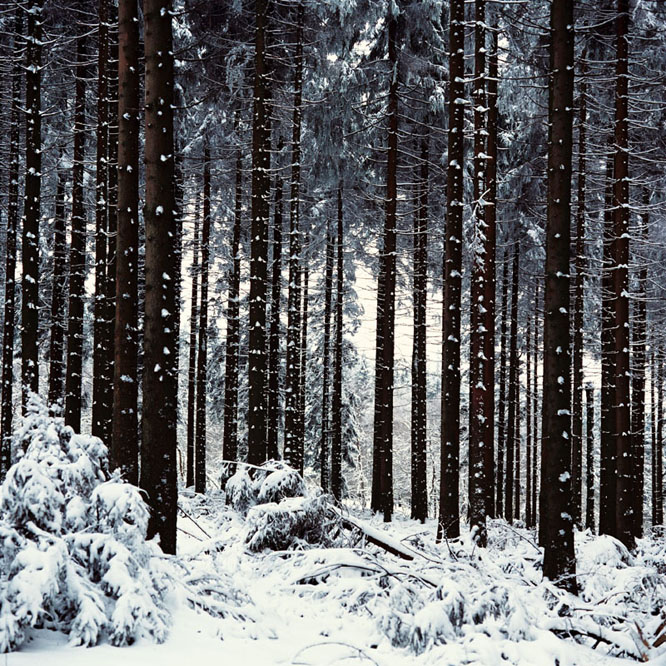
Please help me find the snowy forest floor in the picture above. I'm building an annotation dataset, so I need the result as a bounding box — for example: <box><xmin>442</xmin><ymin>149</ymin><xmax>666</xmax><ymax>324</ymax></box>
<box><xmin>7</xmin><ymin>482</ymin><xmax>666</xmax><ymax>666</ymax></box>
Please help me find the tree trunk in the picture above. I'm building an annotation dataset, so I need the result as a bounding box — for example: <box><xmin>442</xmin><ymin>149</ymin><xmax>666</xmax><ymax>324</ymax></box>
<box><xmin>331</xmin><ymin>184</ymin><xmax>344</xmax><ymax>501</ymax></box>
<box><xmin>496</xmin><ymin>249</ymin><xmax>510</xmax><ymax>518</ymax></box>
<box><xmin>247</xmin><ymin>0</ymin><xmax>271</xmax><ymax>466</ymax></box>
<box><xmin>0</xmin><ymin>16</ymin><xmax>21</xmax><ymax>476</ymax></box>
<box><xmin>468</xmin><ymin>0</ymin><xmax>488</xmax><ymax>545</ymax></box>
<box><xmin>372</xmin><ymin>9</ymin><xmax>398</xmax><ymax>523</ymax></box>
<box><xmin>657</xmin><ymin>351</ymin><xmax>664</xmax><ymax>526</ymax></box>
<box><xmin>21</xmin><ymin>0</ymin><xmax>43</xmax><ymax>406</ymax></box>
<box><xmin>112</xmin><ymin>0</ymin><xmax>140</xmax><ymax>482</ymax></box>
<box><xmin>541</xmin><ymin>0</ymin><xmax>577</xmax><ymax>593</ymax></box>
<box><xmin>141</xmin><ymin>0</ymin><xmax>178</xmax><ymax>553</ymax></box>
<box><xmin>223</xmin><ymin>141</ymin><xmax>243</xmax><ymax>465</ymax></box>
<box><xmin>438</xmin><ymin>0</ymin><xmax>463</xmax><ymax>540</ymax></box>
<box><xmin>411</xmin><ymin>140</ymin><xmax>428</xmax><ymax>523</ymax></box>
<box><xmin>297</xmin><ymin>237</ymin><xmax>310</xmax><ymax>475</ymax></box>
<box><xmin>65</xmin><ymin>37</ymin><xmax>87</xmax><ymax>433</ymax></box>
<box><xmin>186</xmin><ymin>196</ymin><xmax>200</xmax><ymax>487</ymax></box>
<box><xmin>532</xmin><ymin>282</ymin><xmax>540</xmax><ymax>528</ymax></box>
<box><xmin>612</xmin><ymin>0</ymin><xmax>633</xmax><ymax>550</ymax></box>
<box><xmin>585</xmin><ymin>385</ymin><xmax>595</xmax><ymax>532</ymax></box>
<box><xmin>525</xmin><ymin>287</ymin><xmax>533</xmax><ymax>528</ymax></box>
<box><xmin>320</xmin><ymin>218</ymin><xmax>334</xmax><ymax>490</ymax></box>
<box><xmin>195</xmin><ymin>146</ymin><xmax>211</xmax><ymax>494</ymax></box>
<box><xmin>48</xmin><ymin>169</ymin><xmax>68</xmax><ymax>409</ymax></box>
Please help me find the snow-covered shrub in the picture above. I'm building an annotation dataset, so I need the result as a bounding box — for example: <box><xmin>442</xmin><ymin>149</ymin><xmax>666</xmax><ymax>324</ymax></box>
<box><xmin>245</xmin><ymin>494</ymin><xmax>340</xmax><ymax>552</ymax></box>
<box><xmin>0</xmin><ymin>395</ymin><xmax>170</xmax><ymax>652</ymax></box>
<box><xmin>225</xmin><ymin>468</ymin><xmax>256</xmax><ymax>517</ymax></box>
<box><xmin>256</xmin><ymin>467</ymin><xmax>306</xmax><ymax>504</ymax></box>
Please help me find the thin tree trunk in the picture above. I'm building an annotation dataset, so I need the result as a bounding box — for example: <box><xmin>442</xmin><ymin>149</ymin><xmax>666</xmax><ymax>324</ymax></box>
<box><xmin>223</xmin><ymin>142</ymin><xmax>243</xmax><ymax>465</ymax></box>
<box><xmin>585</xmin><ymin>384</ymin><xmax>595</xmax><ymax>532</ymax></box>
<box><xmin>141</xmin><ymin>0</ymin><xmax>178</xmax><ymax>553</ymax></box>
<box><xmin>525</xmin><ymin>287</ymin><xmax>533</xmax><ymax>527</ymax></box>
<box><xmin>21</xmin><ymin>0</ymin><xmax>43</xmax><ymax>406</ymax></box>
<box><xmin>541</xmin><ymin>0</ymin><xmax>577</xmax><ymax>593</ymax></box>
<box><xmin>320</xmin><ymin>218</ymin><xmax>334</xmax><ymax>490</ymax></box>
<box><xmin>505</xmin><ymin>242</ymin><xmax>519</xmax><ymax>523</ymax></box>
<box><xmin>0</xmin><ymin>16</ymin><xmax>21</xmax><ymax>475</ymax></box>
<box><xmin>657</xmin><ymin>351</ymin><xmax>664</xmax><ymax>526</ymax></box>
<box><xmin>651</xmin><ymin>349</ymin><xmax>658</xmax><ymax>527</ymax></box>
<box><xmin>532</xmin><ymin>282</ymin><xmax>540</xmax><ymax>527</ymax></box>
<box><xmin>65</xmin><ymin>37</ymin><xmax>87</xmax><ymax>433</ymax></box>
<box><xmin>266</xmin><ymin>175</ymin><xmax>284</xmax><ymax>461</ymax></box>
<box><xmin>195</xmin><ymin>146</ymin><xmax>211</xmax><ymax>494</ymax></box>
<box><xmin>438</xmin><ymin>0</ymin><xmax>463</xmax><ymax>540</ymax></box>
<box><xmin>496</xmin><ymin>249</ymin><xmax>509</xmax><ymax>518</ymax></box>
<box><xmin>372</xmin><ymin>9</ymin><xmax>398</xmax><ymax>523</ymax></box>
<box><xmin>468</xmin><ymin>0</ymin><xmax>488</xmax><ymax>545</ymax></box>
<box><xmin>411</xmin><ymin>140</ymin><xmax>428</xmax><ymax>523</ymax></box>
<box><xmin>247</xmin><ymin>0</ymin><xmax>271</xmax><ymax>466</ymax></box>
<box><xmin>297</xmin><ymin>237</ymin><xmax>310</xmax><ymax>475</ymax></box>
<box><xmin>612</xmin><ymin>0</ymin><xmax>633</xmax><ymax>549</ymax></box>
<box><xmin>331</xmin><ymin>184</ymin><xmax>344</xmax><ymax>500</ymax></box>
<box><xmin>112</xmin><ymin>0</ymin><xmax>140</xmax><ymax>482</ymax></box>
<box><xmin>186</xmin><ymin>197</ymin><xmax>200</xmax><ymax>487</ymax></box>
<box><xmin>48</xmin><ymin>170</ymin><xmax>68</xmax><ymax>409</ymax></box>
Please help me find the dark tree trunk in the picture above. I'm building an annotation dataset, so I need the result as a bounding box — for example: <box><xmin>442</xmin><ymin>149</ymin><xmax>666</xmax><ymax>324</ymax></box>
<box><xmin>468</xmin><ymin>0</ymin><xmax>488</xmax><ymax>544</ymax></box>
<box><xmin>0</xmin><ymin>17</ymin><xmax>21</xmax><ymax>475</ymax></box>
<box><xmin>92</xmin><ymin>0</ymin><xmax>113</xmax><ymax>444</ymax></box>
<box><xmin>571</xmin><ymin>55</ymin><xmax>587</xmax><ymax>528</ymax></box>
<box><xmin>65</xmin><ymin>37</ymin><xmax>87</xmax><ymax>433</ymax></box>
<box><xmin>284</xmin><ymin>3</ymin><xmax>305</xmax><ymax>470</ymax></box>
<box><xmin>223</xmin><ymin>143</ymin><xmax>243</xmax><ymax>464</ymax></box>
<box><xmin>195</xmin><ymin>146</ymin><xmax>211</xmax><ymax>494</ymax></box>
<box><xmin>505</xmin><ymin>242</ymin><xmax>520</xmax><ymax>523</ymax></box>
<box><xmin>247</xmin><ymin>0</ymin><xmax>271</xmax><ymax>465</ymax></box>
<box><xmin>585</xmin><ymin>385</ymin><xmax>595</xmax><ymax>532</ymax></box>
<box><xmin>651</xmin><ymin>349</ymin><xmax>658</xmax><ymax>527</ymax></box>
<box><xmin>525</xmin><ymin>287</ymin><xmax>533</xmax><ymax>528</ymax></box>
<box><xmin>612</xmin><ymin>0</ymin><xmax>633</xmax><ymax>550</ymax></box>
<box><xmin>320</xmin><ymin>219</ymin><xmax>334</xmax><ymax>490</ymax></box>
<box><xmin>496</xmin><ymin>249</ymin><xmax>510</xmax><ymax>518</ymax></box>
<box><xmin>372</xmin><ymin>10</ymin><xmax>398</xmax><ymax>523</ymax></box>
<box><xmin>112</xmin><ymin>0</ymin><xmax>140</xmax><ymax>482</ymax></box>
<box><xmin>656</xmin><ymin>352</ymin><xmax>664</xmax><ymax>526</ymax></box>
<box><xmin>532</xmin><ymin>283</ymin><xmax>540</xmax><ymax>527</ymax></box>
<box><xmin>297</xmin><ymin>238</ymin><xmax>310</xmax><ymax>475</ymax></box>
<box><xmin>411</xmin><ymin>140</ymin><xmax>428</xmax><ymax>523</ymax></box>
<box><xmin>438</xmin><ymin>0</ymin><xmax>463</xmax><ymax>540</ymax></box>
<box><xmin>141</xmin><ymin>0</ymin><xmax>178</xmax><ymax>553</ymax></box>
<box><xmin>331</xmin><ymin>185</ymin><xmax>344</xmax><ymax>501</ymax></box>
<box><xmin>48</xmin><ymin>169</ymin><xmax>68</xmax><ymax>409</ymax></box>
<box><xmin>266</xmin><ymin>175</ymin><xmax>284</xmax><ymax>461</ymax></box>
<box><xmin>21</xmin><ymin>0</ymin><xmax>43</xmax><ymax>406</ymax></box>
<box><xmin>186</xmin><ymin>197</ymin><xmax>200</xmax><ymax>487</ymax></box>
<box><xmin>540</xmin><ymin>0</ymin><xmax>577</xmax><ymax>593</ymax></box>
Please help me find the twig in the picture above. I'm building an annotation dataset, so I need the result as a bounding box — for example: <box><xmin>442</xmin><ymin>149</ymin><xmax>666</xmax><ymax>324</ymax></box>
<box><xmin>178</xmin><ymin>504</ymin><xmax>212</xmax><ymax>539</ymax></box>
<box><xmin>291</xmin><ymin>641</ymin><xmax>380</xmax><ymax>666</ymax></box>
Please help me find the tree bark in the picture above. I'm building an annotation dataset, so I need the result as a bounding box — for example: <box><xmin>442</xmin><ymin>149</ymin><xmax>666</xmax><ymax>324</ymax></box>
<box><xmin>496</xmin><ymin>249</ymin><xmax>510</xmax><ymax>518</ymax></box>
<box><xmin>320</xmin><ymin>218</ymin><xmax>334</xmax><ymax>490</ymax></box>
<box><xmin>297</xmin><ymin>236</ymin><xmax>310</xmax><ymax>475</ymax></box>
<box><xmin>186</xmin><ymin>196</ymin><xmax>200</xmax><ymax>487</ymax></box>
<box><xmin>438</xmin><ymin>0</ymin><xmax>463</xmax><ymax>540</ymax></box>
<box><xmin>141</xmin><ymin>0</ymin><xmax>178</xmax><ymax>553</ymax></box>
<box><xmin>112</xmin><ymin>0</ymin><xmax>140</xmax><ymax>482</ymax></box>
<box><xmin>540</xmin><ymin>0</ymin><xmax>577</xmax><ymax>593</ymax></box>
<box><xmin>585</xmin><ymin>385</ymin><xmax>595</xmax><ymax>532</ymax></box>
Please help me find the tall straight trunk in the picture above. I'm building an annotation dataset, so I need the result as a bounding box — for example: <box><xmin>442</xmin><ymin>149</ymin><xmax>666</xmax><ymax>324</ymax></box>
<box><xmin>331</xmin><ymin>184</ymin><xmax>344</xmax><ymax>500</ymax></box>
<box><xmin>599</xmin><ymin>156</ymin><xmax>616</xmax><ymax>537</ymax></box>
<box><xmin>372</xmin><ymin>10</ymin><xmax>398</xmax><ymax>522</ymax></box>
<box><xmin>48</xmin><ymin>170</ymin><xmax>68</xmax><ymax>408</ymax></box>
<box><xmin>320</xmin><ymin>219</ymin><xmax>334</xmax><ymax>490</ymax></box>
<box><xmin>585</xmin><ymin>385</ymin><xmax>595</xmax><ymax>531</ymax></box>
<box><xmin>284</xmin><ymin>3</ymin><xmax>305</xmax><ymax>469</ymax></box>
<box><xmin>438</xmin><ymin>0</ymin><xmax>464</xmax><ymax>540</ymax></box>
<box><xmin>468</xmin><ymin>0</ymin><xmax>488</xmax><ymax>545</ymax></box>
<box><xmin>496</xmin><ymin>249</ymin><xmax>510</xmax><ymax>518</ymax></box>
<box><xmin>525</xmin><ymin>289</ymin><xmax>533</xmax><ymax>527</ymax></box>
<box><xmin>195</xmin><ymin>147</ymin><xmax>211</xmax><ymax>494</ymax></box>
<box><xmin>65</xmin><ymin>37</ymin><xmax>87</xmax><ymax>433</ymax></box>
<box><xmin>505</xmin><ymin>242</ymin><xmax>519</xmax><ymax>523</ymax></box>
<box><xmin>532</xmin><ymin>283</ymin><xmax>540</xmax><ymax>527</ymax></box>
<box><xmin>657</xmin><ymin>352</ymin><xmax>664</xmax><ymax>526</ymax></box>
<box><xmin>247</xmin><ymin>0</ymin><xmax>271</xmax><ymax>466</ymax></box>
<box><xmin>411</xmin><ymin>140</ymin><xmax>428</xmax><ymax>523</ymax></box>
<box><xmin>651</xmin><ymin>349</ymin><xmax>657</xmax><ymax>527</ymax></box>
<box><xmin>571</xmin><ymin>56</ymin><xmax>587</xmax><ymax>528</ymax></box>
<box><xmin>297</xmin><ymin>240</ymin><xmax>310</xmax><ymax>474</ymax></box>
<box><xmin>612</xmin><ymin>0</ymin><xmax>632</xmax><ymax>549</ymax></box>
<box><xmin>92</xmin><ymin>0</ymin><xmax>113</xmax><ymax>444</ymax></box>
<box><xmin>21</xmin><ymin>0</ymin><xmax>43</xmax><ymax>406</ymax></box>
<box><xmin>141</xmin><ymin>0</ymin><xmax>178</xmax><ymax>553</ymax></box>
<box><xmin>631</xmin><ymin>196</ymin><xmax>648</xmax><ymax>539</ymax></box>
<box><xmin>484</xmin><ymin>28</ymin><xmax>498</xmax><ymax>519</ymax></box>
<box><xmin>266</xmin><ymin>176</ymin><xmax>284</xmax><ymax>461</ymax></box>
<box><xmin>0</xmin><ymin>17</ymin><xmax>21</xmax><ymax>476</ymax></box>
<box><xmin>223</xmin><ymin>143</ymin><xmax>243</xmax><ymax>464</ymax></box>
<box><xmin>541</xmin><ymin>0</ymin><xmax>577</xmax><ymax>593</ymax></box>
<box><xmin>186</xmin><ymin>197</ymin><xmax>200</xmax><ymax>487</ymax></box>
<box><xmin>112</xmin><ymin>0</ymin><xmax>140</xmax><ymax>482</ymax></box>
